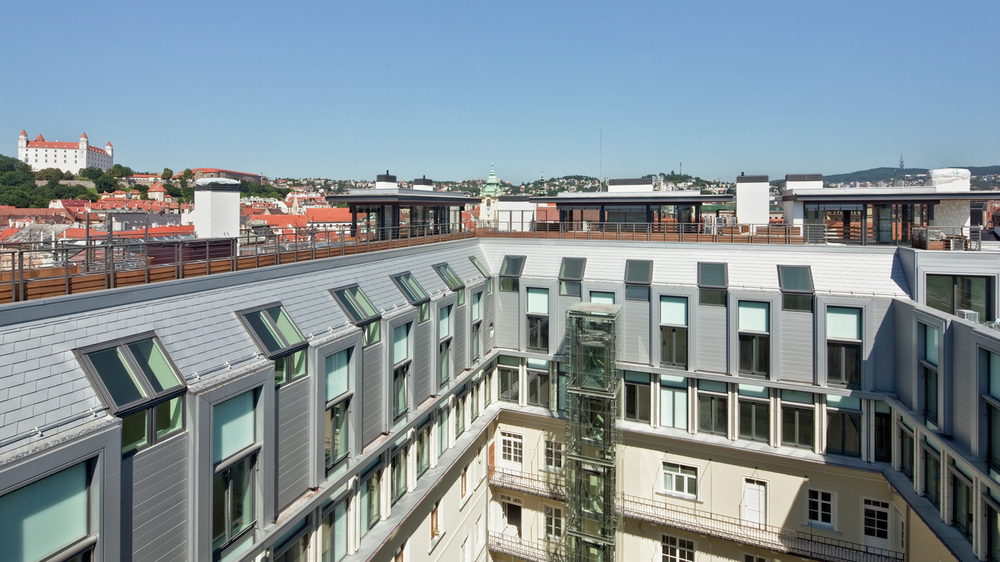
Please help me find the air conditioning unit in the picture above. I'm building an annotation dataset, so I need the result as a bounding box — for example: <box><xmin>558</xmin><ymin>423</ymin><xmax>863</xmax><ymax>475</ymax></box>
<box><xmin>958</xmin><ymin>309</ymin><xmax>980</xmax><ymax>323</ymax></box>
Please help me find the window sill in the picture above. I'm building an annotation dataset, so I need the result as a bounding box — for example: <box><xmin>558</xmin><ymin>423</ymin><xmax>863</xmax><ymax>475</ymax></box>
<box><xmin>460</xmin><ymin>492</ymin><xmax>471</xmax><ymax>511</ymax></box>
<box><xmin>656</xmin><ymin>490</ymin><xmax>701</xmax><ymax>504</ymax></box>
<box><xmin>428</xmin><ymin>531</ymin><xmax>446</xmax><ymax>554</ymax></box>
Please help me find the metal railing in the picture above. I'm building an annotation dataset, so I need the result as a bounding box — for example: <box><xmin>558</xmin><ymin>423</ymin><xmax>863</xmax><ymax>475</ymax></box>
<box><xmin>478</xmin><ymin>219</ymin><xmax>823</xmax><ymax>244</ymax></box>
<box><xmin>488</xmin><ymin>465</ymin><xmax>566</xmax><ymax>501</ymax></box>
<box><xmin>618</xmin><ymin>494</ymin><xmax>904</xmax><ymax>562</ymax></box>
<box><xmin>911</xmin><ymin>226</ymin><xmax>982</xmax><ymax>251</ymax></box>
<box><xmin>488</xmin><ymin>530</ymin><xmax>565</xmax><ymax>562</ymax></box>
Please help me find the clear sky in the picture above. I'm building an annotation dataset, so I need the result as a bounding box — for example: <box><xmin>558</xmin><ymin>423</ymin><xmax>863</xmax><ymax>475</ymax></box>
<box><xmin>2</xmin><ymin>1</ymin><xmax>997</xmax><ymax>184</ymax></box>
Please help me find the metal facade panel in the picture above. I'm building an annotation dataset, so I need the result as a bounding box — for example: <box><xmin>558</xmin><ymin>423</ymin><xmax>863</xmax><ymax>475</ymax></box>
<box><xmin>779</xmin><ymin>310</ymin><xmax>814</xmax><ymax>383</ymax></box>
<box><xmin>554</xmin><ymin>295</ymin><xmax>580</xmax><ymax>356</ymax></box>
<box><xmin>871</xmin><ymin>298</ymin><xmax>896</xmax><ymax>392</ymax></box>
<box><xmin>697</xmin><ymin>304</ymin><xmax>728</xmax><ymax>373</ymax></box>
<box><xmin>483</xmin><ymin>290</ymin><xmax>496</xmax><ymax>352</ymax></box>
<box><xmin>414</xmin><ymin>320</ymin><xmax>433</xmax><ymax>405</ymax></box>
<box><xmin>455</xmin><ymin>303</ymin><xmax>468</xmax><ymax>372</ymax></box>
<box><xmin>496</xmin><ymin>291</ymin><xmax>520</xmax><ymax>349</ymax></box>
<box><xmin>275</xmin><ymin>378</ymin><xmax>311</xmax><ymax>512</ymax></box>
<box><xmin>361</xmin><ymin>343</ymin><xmax>385</xmax><ymax>446</ymax></box>
<box><xmin>126</xmin><ymin>433</ymin><xmax>188</xmax><ymax>562</ymax></box>
<box><xmin>950</xmin><ymin>322</ymin><xmax>975</xmax><ymax>450</ymax></box>
<box><xmin>892</xmin><ymin>304</ymin><xmax>916</xmax><ymax>410</ymax></box>
<box><xmin>623</xmin><ymin>300</ymin><xmax>651</xmax><ymax>364</ymax></box>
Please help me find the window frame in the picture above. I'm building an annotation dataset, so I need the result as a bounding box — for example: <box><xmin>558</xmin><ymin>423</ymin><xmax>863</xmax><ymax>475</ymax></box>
<box><xmin>697</xmin><ymin>383</ymin><xmax>728</xmax><ymax>437</ymax></box>
<box><xmin>470</xmin><ymin>256</ymin><xmax>491</xmax><ymax>279</ymax></box>
<box><xmin>661</xmin><ymin>462</ymin><xmax>698</xmax><ymax>500</ymax></box>
<box><xmin>330</xmin><ymin>286</ymin><xmax>382</xmax><ymax>346</ymax></box>
<box><xmin>77</xmin><ymin>332</ymin><xmax>187</xmax><ymax>416</ymax></box>
<box><xmin>807</xmin><ymin>489</ymin><xmax>835</xmax><ymax>529</ymax></box>
<box><xmin>781</xmin><ymin>394</ymin><xmax>815</xmax><ymax>450</ymax></box>
<box><xmin>660</xmin><ymin>296</ymin><xmax>689</xmax><ymax>369</ymax></box>
<box><xmin>777</xmin><ymin>265</ymin><xmax>814</xmax><ymax>312</ymax></box>
<box><xmin>698</xmin><ymin>262</ymin><xmax>728</xmax><ymax>307</ymax></box>
<box><xmin>559</xmin><ymin>257</ymin><xmax>586</xmax><ymax>297</ymax></box>
<box><xmin>390</xmin><ymin>272</ymin><xmax>431</xmax><ymax>307</ymax></box>
<box><xmin>625</xmin><ymin>259</ymin><xmax>653</xmax><ymax>301</ymax></box>
<box><xmin>662</xmin><ymin>534</ymin><xmax>696</xmax><ymax>562</ymax></box>
<box><xmin>826</xmin><ymin>403</ymin><xmax>862</xmax><ymax>458</ymax></box>
<box><xmin>213</xmin><ymin>452</ymin><xmax>258</xmax><ymax>560</ymax></box>
<box><xmin>432</xmin><ymin>262</ymin><xmax>466</xmax><ymax>292</ymax></box>
<box><xmin>325</xmin><ymin>397</ymin><xmax>351</xmax><ymax>472</ymax></box>
<box><xmin>543</xmin><ymin>440</ymin><xmax>563</xmax><ymax>473</ymax></box>
<box><xmin>738</xmin><ymin>395</ymin><xmax>770</xmax><ymax>443</ymax></box>
<box><xmin>543</xmin><ymin>504</ymin><xmax>563</xmax><ymax>541</ymax></box>
<box><xmin>623</xmin><ymin>372</ymin><xmax>651</xmax><ymax>423</ymax></box>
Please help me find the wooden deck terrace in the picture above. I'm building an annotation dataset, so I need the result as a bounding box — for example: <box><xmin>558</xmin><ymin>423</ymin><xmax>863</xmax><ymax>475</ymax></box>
<box><xmin>0</xmin><ymin>223</ymin><xmax>812</xmax><ymax>306</ymax></box>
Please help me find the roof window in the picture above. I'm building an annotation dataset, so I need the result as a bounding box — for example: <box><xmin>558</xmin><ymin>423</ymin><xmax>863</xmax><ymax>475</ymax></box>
<box><xmin>79</xmin><ymin>335</ymin><xmax>185</xmax><ymax>414</ymax></box>
<box><xmin>330</xmin><ymin>285</ymin><xmax>381</xmax><ymax>325</ymax></box>
<box><xmin>240</xmin><ymin>304</ymin><xmax>307</xmax><ymax>357</ymax></box>
<box><xmin>432</xmin><ymin>263</ymin><xmax>465</xmax><ymax>291</ymax></box>
<box><xmin>470</xmin><ymin>256</ymin><xmax>491</xmax><ymax>279</ymax></box>
<box><xmin>391</xmin><ymin>272</ymin><xmax>430</xmax><ymax>305</ymax></box>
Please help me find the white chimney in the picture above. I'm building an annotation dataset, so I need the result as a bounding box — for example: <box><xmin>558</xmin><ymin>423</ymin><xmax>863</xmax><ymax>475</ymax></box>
<box><xmin>375</xmin><ymin>170</ymin><xmax>397</xmax><ymax>190</ymax></box>
<box><xmin>193</xmin><ymin>178</ymin><xmax>241</xmax><ymax>238</ymax></box>
<box><xmin>735</xmin><ymin>174</ymin><xmax>770</xmax><ymax>226</ymax></box>
<box><xmin>411</xmin><ymin>175</ymin><xmax>434</xmax><ymax>191</ymax></box>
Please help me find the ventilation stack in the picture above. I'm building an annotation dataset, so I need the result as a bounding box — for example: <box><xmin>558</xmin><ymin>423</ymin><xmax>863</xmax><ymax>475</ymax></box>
<box><xmin>565</xmin><ymin>302</ymin><xmax>621</xmax><ymax>562</ymax></box>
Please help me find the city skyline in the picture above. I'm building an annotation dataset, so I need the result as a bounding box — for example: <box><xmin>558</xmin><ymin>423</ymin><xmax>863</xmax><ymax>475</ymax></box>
<box><xmin>1</xmin><ymin>1</ymin><xmax>997</xmax><ymax>184</ymax></box>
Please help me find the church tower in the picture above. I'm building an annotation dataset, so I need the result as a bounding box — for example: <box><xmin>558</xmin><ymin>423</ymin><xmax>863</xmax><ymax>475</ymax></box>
<box><xmin>479</xmin><ymin>164</ymin><xmax>501</xmax><ymax>224</ymax></box>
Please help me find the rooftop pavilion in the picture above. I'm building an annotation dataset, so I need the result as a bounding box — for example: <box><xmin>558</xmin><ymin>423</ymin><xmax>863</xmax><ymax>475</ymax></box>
<box><xmin>529</xmin><ymin>185</ymin><xmax>732</xmax><ymax>230</ymax></box>
<box><xmin>325</xmin><ymin>171</ymin><xmax>471</xmax><ymax>239</ymax></box>
<box><xmin>783</xmin><ymin>169</ymin><xmax>1000</xmax><ymax>247</ymax></box>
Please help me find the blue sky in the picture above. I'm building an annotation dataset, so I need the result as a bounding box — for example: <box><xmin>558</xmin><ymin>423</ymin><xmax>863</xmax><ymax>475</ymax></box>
<box><xmin>2</xmin><ymin>1</ymin><xmax>997</xmax><ymax>184</ymax></box>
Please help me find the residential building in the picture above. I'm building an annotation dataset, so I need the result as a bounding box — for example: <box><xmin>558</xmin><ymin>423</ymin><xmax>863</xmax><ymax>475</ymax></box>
<box><xmin>1</xmin><ymin>185</ymin><xmax>1000</xmax><ymax>562</ymax></box>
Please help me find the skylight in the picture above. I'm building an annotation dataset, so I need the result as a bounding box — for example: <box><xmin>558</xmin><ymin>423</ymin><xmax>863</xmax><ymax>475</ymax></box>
<box><xmin>432</xmin><ymin>263</ymin><xmax>465</xmax><ymax>291</ymax></box>
<box><xmin>625</xmin><ymin>260</ymin><xmax>653</xmax><ymax>285</ymax></box>
<box><xmin>81</xmin><ymin>336</ymin><xmax>185</xmax><ymax>413</ymax></box>
<box><xmin>331</xmin><ymin>285</ymin><xmax>381</xmax><ymax>325</ymax></box>
<box><xmin>241</xmin><ymin>304</ymin><xmax>307</xmax><ymax>356</ymax></box>
<box><xmin>391</xmin><ymin>272</ymin><xmax>430</xmax><ymax>305</ymax></box>
<box><xmin>698</xmin><ymin>263</ymin><xmax>728</xmax><ymax>288</ymax></box>
<box><xmin>559</xmin><ymin>257</ymin><xmax>586</xmax><ymax>281</ymax></box>
<box><xmin>499</xmin><ymin>255</ymin><xmax>526</xmax><ymax>278</ymax></box>
<box><xmin>470</xmin><ymin>256</ymin><xmax>491</xmax><ymax>279</ymax></box>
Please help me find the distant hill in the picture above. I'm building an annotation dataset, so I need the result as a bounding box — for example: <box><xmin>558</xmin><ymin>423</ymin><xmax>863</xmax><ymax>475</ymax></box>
<box><xmin>824</xmin><ymin>166</ymin><xmax>1000</xmax><ymax>184</ymax></box>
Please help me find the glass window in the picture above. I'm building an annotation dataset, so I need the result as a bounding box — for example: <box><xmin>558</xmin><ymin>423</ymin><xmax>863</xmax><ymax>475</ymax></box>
<box><xmin>828</xmin><ymin>307</ymin><xmax>862</xmax><ymax>388</ymax></box>
<box><xmin>544</xmin><ymin>505</ymin><xmax>563</xmax><ymax>540</ymax></box>
<box><xmin>559</xmin><ymin>257</ymin><xmax>586</xmax><ymax>281</ymax></box>
<box><xmin>472</xmin><ymin>292</ymin><xmax>481</xmax><ymax>321</ymax></box>
<box><xmin>501</xmin><ymin>432</ymin><xmax>523</xmax><ymax>464</ymax></box>
<box><xmin>213</xmin><ymin>391</ymin><xmax>255</xmax><ymax>464</ymax></box>
<box><xmin>778</xmin><ymin>265</ymin><xmax>814</xmax><ymax>312</ymax></box>
<box><xmin>698</xmin><ymin>262</ymin><xmax>727</xmax><ymax>288</ymax></box>
<box><xmin>325</xmin><ymin>400</ymin><xmax>349</xmax><ymax>469</ymax></box>
<box><xmin>624</xmin><ymin>371</ymin><xmax>651</xmax><ymax>423</ymax></box>
<box><xmin>661</xmin><ymin>296</ymin><xmax>688</xmax><ymax>369</ymax></box>
<box><xmin>470</xmin><ymin>256</ymin><xmax>491</xmax><ymax>279</ymax></box>
<box><xmin>900</xmin><ymin>426</ymin><xmax>915</xmax><ymax>481</ymax></box>
<box><xmin>391</xmin><ymin>272</ymin><xmax>430</xmax><ymax>305</ymax></box>
<box><xmin>662</xmin><ymin>535</ymin><xmax>695</xmax><ymax>562</ymax></box>
<box><xmin>439</xmin><ymin>305</ymin><xmax>452</xmax><ymax>340</ymax></box>
<box><xmin>321</xmin><ymin>499</ymin><xmax>348</xmax><ymax>562</ymax></box>
<box><xmin>325</xmin><ymin>348</ymin><xmax>351</xmax><ymax>402</ymax></box>
<box><xmin>808</xmin><ymin>490</ymin><xmax>833</xmax><ymax>525</ymax></box>
<box><xmin>660</xmin><ymin>375</ymin><xmax>688</xmax><ymax>430</ymax></box>
<box><xmin>544</xmin><ymin>440</ymin><xmax>563</xmax><ymax>472</ymax></box>
<box><xmin>330</xmin><ymin>286</ymin><xmax>380</xmax><ymax>325</ymax></box>
<box><xmin>360</xmin><ymin>469</ymin><xmax>380</xmax><ymax>536</ymax></box>
<box><xmin>924</xmin><ymin>448</ymin><xmax>941</xmax><ymax>509</ymax></box>
<box><xmin>499</xmin><ymin>255</ymin><xmax>526</xmax><ymax>278</ymax></box>
<box><xmin>472</xmin><ymin>322</ymin><xmax>481</xmax><ymax>363</ymax></box>
<box><xmin>662</xmin><ymin>462</ymin><xmax>698</xmax><ymax>498</ymax></box>
<box><xmin>527</xmin><ymin>316</ymin><xmax>549</xmax><ymax>353</ymax></box>
<box><xmin>432</xmin><ymin>263</ymin><xmax>465</xmax><ymax>291</ymax></box>
<box><xmin>953</xmin><ymin>473</ymin><xmax>974</xmax><ymax>543</ymax></box>
<box><xmin>437</xmin><ymin>407</ymin><xmax>448</xmax><ymax>455</ymax></box>
<box><xmin>826</xmin><ymin>397</ymin><xmax>861</xmax><ymax>457</ymax></box>
<box><xmin>213</xmin><ymin>454</ymin><xmax>255</xmax><ymax>554</ymax></box>
<box><xmin>391</xmin><ymin>447</ymin><xmax>407</xmax><ymax>504</ymax></box>
<box><xmin>393</xmin><ymin>364</ymin><xmax>409</xmax><ymax>420</ymax></box>
<box><xmin>527</xmin><ymin>369</ymin><xmax>550</xmax><ymax>407</ymax></box>
<box><xmin>499</xmin><ymin>366</ymin><xmax>519</xmax><ymax>403</ymax></box>
<box><xmin>590</xmin><ymin>291</ymin><xmax>615</xmax><ymax>305</ymax></box>
<box><xmin>439</xmin><ymin>340</ymin><xmax>451</xmax><ymax>386</ymax></box>
<box><xmin>738</xmin><ymin>302</ymin><xmax>770</xmax><ymax>377</ymax></box>
<box><xmin>0</xmin><ymin>462</ymin><xmax>89</xmax><ymax>562</ymax></box>
<box><xmin>500</xmin><ymin>277</ymin><xmax>519</xmax><ymax>292</ymax></box>
<box><xmin>625</xmin><ymin>259</ymin><xmax>653</xmax><ymax>284</ymax></box>
<box><xmin>242</xmin><ymin>305</ymin><xmax>306</xmax><ymax>355</ymax></box>
<box><xmin>416</xmin><ymin>423</ymin><xmax>431</xmax><ymax>477</ymax></box>
<box><xmin>781</xmin><ymin>391</ymin><xmax>813</xmax><ymax>449</ymax></box>
<box><xmin>527</xmin><ymin>287</ymin><xmax>549</xmax><ymax>314</ymax></box>
<box><xmin>738</xmin><ymin>385</ymin><xmax>769</xmax><ymax>443</ymax></box>
<box><xmin>394</xmin><ymin>324</ymin><xmax>410</xmax><ymax>364</ymax></box>
<box><xmin>926</xmin><ymin>274</ymin><xmax>996</xmax><ymax>321</ymax></box>
<box><xmin>698</xmin><ymin>382</ymin><xmax>727</xmax><ymax>436</ymax></box>
<box><xmin>83</xmin><ymin>336</ymin><xmax>184</xmax><ymax>412</ymax></box>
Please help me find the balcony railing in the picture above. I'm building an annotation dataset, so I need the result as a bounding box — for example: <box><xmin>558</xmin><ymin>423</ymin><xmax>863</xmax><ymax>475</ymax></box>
<box><xmin>481</xmin><ymin>220</ymin><xmax>819</xmax><ymax>245</ymax></box>
<box><xmin>618</xmin><ymin>494</ymin><xmax>904</xmax><ymax>562</ymax></box>
<box><xmin>488</xmin><ymin>465</ymin><xmax>565</xmax><ymax>501</ymax></box>
<box><xmin>488</xmin><ymin>530</ymin><xmax>564</xmax><ymax>562</ymax></box>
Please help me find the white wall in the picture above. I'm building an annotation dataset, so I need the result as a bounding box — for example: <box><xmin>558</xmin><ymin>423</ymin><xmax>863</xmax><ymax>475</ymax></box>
<box><xmin>735</xmin><ymin>181</ymin><xmax>770</xmax><ymax>225</ymax></box>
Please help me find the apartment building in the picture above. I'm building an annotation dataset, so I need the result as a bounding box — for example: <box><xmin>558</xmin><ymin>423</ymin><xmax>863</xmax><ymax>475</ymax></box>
<box><xmin>0</xmin><ymin>231</ymin><xmax>998</xmax><ymax>562</ymax></box>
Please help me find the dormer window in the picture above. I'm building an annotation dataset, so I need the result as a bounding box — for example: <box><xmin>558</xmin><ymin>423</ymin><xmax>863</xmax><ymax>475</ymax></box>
<box><xmin>331</xmin><ymin>285</ymin><xmax>382</xmax><ymax>346</ymax></box>
<box><xmin>778</xmin><ymin>265</ymin><xmax>814</xmax><ymax>312</ymax></box>
<box><xmin>625</xmin><ymin>259</ymin><xmax>652</xmax><ymax>301</ymax></box>
<box><xmin>499</xmin><ymin>255</ymin><xmax>526</xmax><ymax>292</ymax></box>
<box><xmin>559</xmin><ymin>257</ymin><xmax>586</xmax><ymax>297</ymax></box>
<box><xmin>240</xmin><ymin>304</ymin><xmax>309</xmax><ymax>384</ymax></box>
<box><xmin>78</xmin><ymin>334</ymin><xmax>186</xmax><ymax>453</ymax></box>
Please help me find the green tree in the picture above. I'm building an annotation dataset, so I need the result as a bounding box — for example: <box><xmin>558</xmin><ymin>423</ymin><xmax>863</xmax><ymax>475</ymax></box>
<box><xmin>161</xmin><ymin>167</ymin><xmax>174</xmax><ymax>180</ymax></box>
<box><xmin>35</xmin><ymin>168</ymin><xmax>65</xmax><ymax>182</ymax></box>
<box><xmin>0</xmin><ymin>153</ymin><xmax>31</xmax><ymax>174</ymax></box>
<box><xmin>62</xmin><ymin>170</ymin><xmax>75</xmax><ymax>180</ymax></box>
<box><xmin>109</xmin><ymin>164</ymin><xmax>134</xmax><ymax>179</ymax></box>
<box><xmin>94</xmin><ymin>175</ymin><xmax>119</xmax><ymax>192</ymax></box>
<box><xmin>80</xmin><ymin>167</ymin><xmax>104</xmax><ymax>181</ymax></box>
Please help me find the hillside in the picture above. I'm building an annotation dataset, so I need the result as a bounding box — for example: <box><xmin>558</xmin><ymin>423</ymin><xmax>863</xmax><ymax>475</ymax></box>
<box><xmin>824</xmin><ymin>166</ymin><xmax>1000</xmax><ymax>184</ymax></box>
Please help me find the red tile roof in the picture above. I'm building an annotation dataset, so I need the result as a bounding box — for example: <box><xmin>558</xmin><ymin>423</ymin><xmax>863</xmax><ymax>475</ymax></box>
<box><xmin>306</xmin><ymin>207</ymin><xmax>354</xmax><ymax>223</ymax></box>
<box><xmin>250</xmin><ymin>214</ymin><xmax>307</xmax><ymax>228</ymax></box>
<box><xmin>19</xmin><ymin>130</ymin><xmax>26</xmax><ymax>136</ymax></box>
<box><xmin>81</xmin><ymin>132</ymin><xmax>88</xmax><ymax>139</ymax></box>
<box><xmin>148</xmin><ymin>183</ymin><xmax>168</xmax><ymax>192</ymax></box>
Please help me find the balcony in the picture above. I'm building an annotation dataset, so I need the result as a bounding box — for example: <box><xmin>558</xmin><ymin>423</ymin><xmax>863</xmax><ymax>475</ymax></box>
<box><xmin>488</xmin><ymin>530</ymin><xmax>564</xmax><ymax>562</ymax></box>
<box><xmin>488</xmin><ymin>465</ymin><xmax>565</xmax><ymax>501</ymax></box>
<box><xmin>618</xmin><ymin>494</ymin><xmax>904</xmax><ymax>562</ymax></box>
